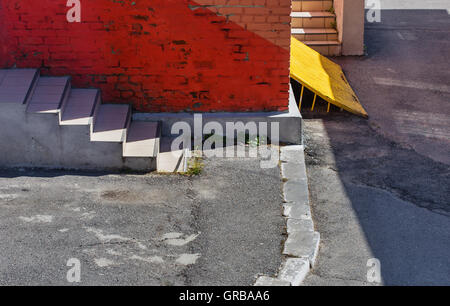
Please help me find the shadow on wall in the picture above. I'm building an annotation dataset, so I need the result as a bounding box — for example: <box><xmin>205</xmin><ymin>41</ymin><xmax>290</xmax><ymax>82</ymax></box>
<box><xmin>0</xmin><ymin>0</ymin><xmax>290</xmax><ymax>113</ymax></box>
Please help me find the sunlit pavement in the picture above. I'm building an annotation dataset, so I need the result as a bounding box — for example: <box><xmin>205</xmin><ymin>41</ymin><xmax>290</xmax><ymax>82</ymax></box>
<box><xmin>0</xmin><ymin>154</ymin><xmax>283</xmax><ymax>285</ymax></box>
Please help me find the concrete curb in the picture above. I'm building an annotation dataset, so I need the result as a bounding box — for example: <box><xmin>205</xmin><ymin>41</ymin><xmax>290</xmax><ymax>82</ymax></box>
<box><xmin>254</xmin><ymin>145</ymin><xmax>319</xmax><ymax>286</ymax></box>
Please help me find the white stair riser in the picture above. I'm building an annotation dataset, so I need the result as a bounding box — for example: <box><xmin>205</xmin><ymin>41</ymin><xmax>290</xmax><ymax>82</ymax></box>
<box><xmin>90</xmin><ymin>105</ymin><xmax>130</xmax><ymax>143</ymax></box>
<box><xmin>123</xmin><ymin>138</ymin><xmax>159</xmax><ymax>157</ymax></box>
<box><xmin>90</xmin><ymin>128</ymin><xmax>127</xmax><ymax>142</ymax></box>
<box><xmin>157</xmin><ymin>149</ymin><xmax>188</xmax><ymax>173</ymax></box>
<box><xmin>123</xmin><ymin>121</ymin><xmax>160</xmax><ymax>158</ymax></box>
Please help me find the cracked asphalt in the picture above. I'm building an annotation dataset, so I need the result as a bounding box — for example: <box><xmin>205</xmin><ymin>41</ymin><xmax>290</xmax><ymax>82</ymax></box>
<box><xmin>0</xmin><ymin>153</ymin><xmax>284</xmax><ymax>285</ymax></box>
<box><xmin>303</xmin><ymin>1</ymin><xmax>450</xmax><ymax>286</ymax></box>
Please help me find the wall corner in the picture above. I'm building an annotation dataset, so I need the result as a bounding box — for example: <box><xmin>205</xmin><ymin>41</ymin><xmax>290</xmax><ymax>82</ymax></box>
<box><xmin>334</xmin><ymin>0</ymin><xmax>365</xmax><ymax>56</ymax></box>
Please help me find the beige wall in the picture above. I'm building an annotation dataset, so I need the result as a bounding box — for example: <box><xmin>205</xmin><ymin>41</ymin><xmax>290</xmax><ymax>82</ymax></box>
<box><xmin>334</xmin><ymin>0</ymin><xmax>365</xmax><ymax>55</ymax></box>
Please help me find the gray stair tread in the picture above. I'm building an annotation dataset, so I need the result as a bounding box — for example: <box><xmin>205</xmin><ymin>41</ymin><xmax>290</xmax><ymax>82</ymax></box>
<box><xmin>27</xmin><ymin>76</ymin><xmax>70</xmax><ymax>113</ymax></box>
<box><xmin>291</xmin><ymin>12</ymin><xmax>335</xmax><ymax>18</ymax></box>
<box><xmin>92</xmin><ymin>104</ymin><xmax>130</xmax><ymax>142</ymax></box>
<box><xmin>292</xmin><ymin>28</ymin><xmax>337</xmax><ymax>34</ymax></box>
<box><xmin>0</xmin><ymin>69</ymin><xmax>38</xmax><ymax>104</ymax></box>
<box><xmin>94</xmin><ymin>104</ymin><xmax>130</xmax><ymax>131</ymax></box>
<box><xmin>60</xmin><ymin>89</ymin><xmax>99</xmax><ymax>124</ymax></box>
<box><xmin>304</xmin><ymin>40</ymin><xmax>341</xmax><ymax>45</ymax></box>
<box><xmin>123</xmin><ymin>121</ymin><xmax>159</xmax><ymax>157</ymax></box>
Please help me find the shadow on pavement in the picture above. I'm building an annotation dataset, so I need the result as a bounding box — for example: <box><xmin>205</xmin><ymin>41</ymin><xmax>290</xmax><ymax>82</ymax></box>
<box><xmin>304</xmin><ymin>9</ymin><xmax>450</xmax><ymax>285</ymax></box>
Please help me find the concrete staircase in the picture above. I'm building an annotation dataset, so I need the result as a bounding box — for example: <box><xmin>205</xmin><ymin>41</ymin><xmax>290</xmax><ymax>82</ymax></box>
<box><xmin>0</xmin><ymin>69</ymin><xmax>188</xmax><ymax>172</ymax></box>
<box><xmin>291</xmin><ymin>0</ymin><xmax>341</xmax><ymax>56</ymax></box>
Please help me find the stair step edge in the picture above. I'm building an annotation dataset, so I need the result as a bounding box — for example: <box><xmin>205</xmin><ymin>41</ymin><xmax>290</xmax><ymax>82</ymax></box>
<box><xmin>304</xmin><ymin>40</ymin><xmax>341</xmax><ymax>46</ymax></box>
<box><xmin>291</xmin><ymin>12</ymin><xmax>335</xmax><ymax>18</ymax></box>
<box><xmin>292</xmin><ymin>28</ymin><xmax>337</xmax><ymax>34</ymax></box>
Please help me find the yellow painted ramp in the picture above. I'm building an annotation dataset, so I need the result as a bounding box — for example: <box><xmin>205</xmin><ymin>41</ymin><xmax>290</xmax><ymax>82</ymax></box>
<box><xmin>290</xmin><ymin>37</ymin><xmax>368</xmax><ymax>117</ymax></box>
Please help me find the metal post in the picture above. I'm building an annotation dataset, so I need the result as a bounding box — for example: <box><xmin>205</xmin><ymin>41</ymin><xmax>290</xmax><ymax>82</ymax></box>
<box><xmin>311</xmin><ymin>94</ymin><xmax>317</xmax><ymax>111</ymax></box>
<box><xmin>299</xmin><ymin>85</ymin><xmax>304</xmax><ymax>110</ymax></box>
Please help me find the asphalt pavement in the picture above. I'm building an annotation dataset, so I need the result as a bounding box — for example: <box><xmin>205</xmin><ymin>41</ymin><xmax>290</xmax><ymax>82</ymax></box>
<box><xmin>303</xmin><ymin>1</ymin><xmax>450</xmax><ymax>285</ymax></box>
<box><xmin>0</xmin><ymin>154</ymin><xmax>284</xmax><ymax>285</ymax></box>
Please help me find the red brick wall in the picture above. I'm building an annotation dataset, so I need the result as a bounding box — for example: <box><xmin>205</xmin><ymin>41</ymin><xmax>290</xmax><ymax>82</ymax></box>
<box><xmin>0</xmin><ymin>0</ymin><xmax>291</xmax><ymax>112</ymax></box>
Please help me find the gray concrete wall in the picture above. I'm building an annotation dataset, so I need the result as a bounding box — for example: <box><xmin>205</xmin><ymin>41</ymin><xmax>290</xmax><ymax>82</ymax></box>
<box><xmin>133</xmin><ymin>84</ymin><xmax>303</xmax><ymax>145</ymax></box>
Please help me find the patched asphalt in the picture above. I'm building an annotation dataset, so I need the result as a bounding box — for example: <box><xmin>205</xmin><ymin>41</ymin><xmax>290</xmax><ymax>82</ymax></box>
<box><xmin>0</xmin><ymin>153</ymin><xmax>284</xmax><ymax>285</ymax></box>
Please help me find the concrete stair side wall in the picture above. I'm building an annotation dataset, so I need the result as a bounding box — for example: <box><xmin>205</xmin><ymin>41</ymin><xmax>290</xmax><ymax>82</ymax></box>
<box><xmin>0</xmin><ymin>68</ymin><xmax>301</xmax><ymax>172</ymax></box>
<box><xmin>0</xmin><ymin>103</ymin><xmax>155</xmax><ymax>171</ymax></box>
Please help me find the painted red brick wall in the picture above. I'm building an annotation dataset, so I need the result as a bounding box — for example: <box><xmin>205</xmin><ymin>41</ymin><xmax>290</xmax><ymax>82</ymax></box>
<box><xmin>0</xmin><ymin>0</ymin><xmax>291</xmax><ymax>112</ymax></box>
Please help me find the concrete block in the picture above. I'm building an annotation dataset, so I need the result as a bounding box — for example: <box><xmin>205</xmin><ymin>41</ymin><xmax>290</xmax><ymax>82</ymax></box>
<box><xmin>283</xmin><ymin>202</ymin><xmax>311</xmax><ymax>219</ymax></box>
<box><xmin>280</xmin><ymin>145</ymin><xmax>305</xmax><ymax>163</ymax></box>
<box><xmin>254</xmin><ymin>276</ymin><xmax>290</xmax><ymax>286</ymax></box>
<box><xmin>157</xmin><ymin>150</ymin><xmax>186</xmax><ymax>173</ymax></box>
<box><xmin>283</xmin><ymin>231</ymin><xmax>320</xmax><ymax>267</ymax></box>
<box><xmin>286</xmin><ymin>218</ymin><xmax>314</xmax><ymax>234</ymax></box>
<box><xmin>278</xmin><ymin>258</ymin><xmax>310</xmax><ymax>286</ymax></box>
<box><xmin>283</xmin><ymin>180</ymin><xmax>309</xmax><ymax>204</ymax></box>
<box><xmin>281</xmin><ymin>162</ymin><xmax>307</xmax><ymax>182</ymax></box>
<box><xmin>280</xmin><ymin>145</ymin><xmax>304</xmax><ymax>153</ymax></box>
<box><xmin>157</xmin><ymin>137</ymin><xmax>188</xmax><ymax>173</ymax></box>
